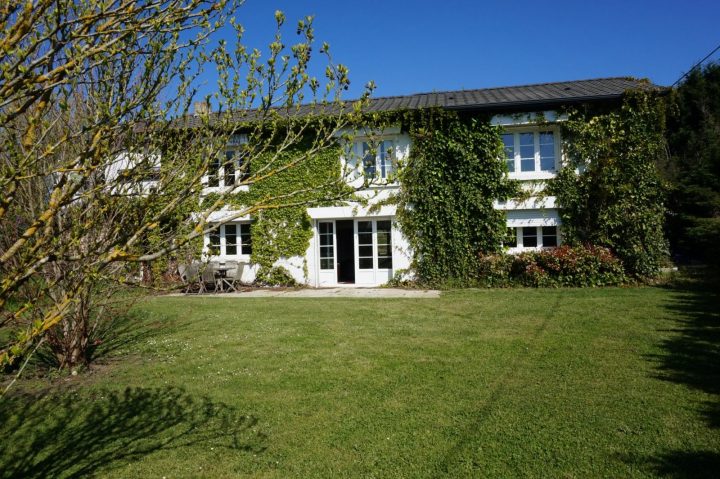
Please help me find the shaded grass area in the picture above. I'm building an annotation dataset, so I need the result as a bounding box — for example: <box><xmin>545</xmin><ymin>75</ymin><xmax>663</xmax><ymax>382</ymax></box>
<box><xmin>1</xmin><ymin>276</ymin><xmax>719</xmax><ymax>477</ymax></box>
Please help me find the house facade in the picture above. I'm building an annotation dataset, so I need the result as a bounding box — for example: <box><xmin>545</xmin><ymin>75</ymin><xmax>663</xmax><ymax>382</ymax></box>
<box><xmin>201</xmin><ymin>77</ymin><xmax>653</xmax><ymax>287</ymax></box>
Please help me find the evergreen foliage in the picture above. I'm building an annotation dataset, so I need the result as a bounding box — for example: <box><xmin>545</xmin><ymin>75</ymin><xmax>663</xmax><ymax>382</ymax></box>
<box><xmin>665</xmin><ymin>62</ymin><xmax>720</xmax><ymax>264</ymax></box>
<box><xmin>395</xmin><ymin>109</ymin><xmax>518</xmax><ymax>285</ymax></box>
<box><xmin>549</xmin><ymin>90</ymin><xmax>669</xmax><ymax>279</ymax></box>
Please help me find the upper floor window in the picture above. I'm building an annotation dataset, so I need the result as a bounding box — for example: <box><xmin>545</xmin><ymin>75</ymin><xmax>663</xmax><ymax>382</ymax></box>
<box><xmin>206</xmin><ymin>134</ymin><xmax>249</xmax><ymax>188</ymax></box>
<box><xmin>355</xmin><ymin>140</ymin><xmax>395</xmax><ymax>180</ymax></box>
<box><xmin>501</xmin><ymin>130</ymin><xmax>558</xmax><ymax>175</ymax></box>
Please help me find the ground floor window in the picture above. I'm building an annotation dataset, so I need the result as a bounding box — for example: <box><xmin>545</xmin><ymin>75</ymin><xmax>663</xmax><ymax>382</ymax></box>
<box><xmin>208</xmin><ymin>223</ymin><xmax>252</xmax><ymax>256</ymax></box>
<box><xmin>505</xmin><ymin>225</ymin><xmax>560</xmax><ymax>250</ymax></box>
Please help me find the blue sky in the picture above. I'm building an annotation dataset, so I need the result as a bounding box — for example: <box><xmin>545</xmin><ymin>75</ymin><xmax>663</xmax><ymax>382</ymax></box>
<box><xmin>195</xmin><ymin>0</ymin><xmax>720</xmax><ymax>101</ymax></box>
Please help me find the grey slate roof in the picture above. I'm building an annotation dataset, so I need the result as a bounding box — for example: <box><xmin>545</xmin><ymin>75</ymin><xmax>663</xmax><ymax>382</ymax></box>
<box><xmin>361</xmin><ymin>77</ymin><xmax>660</xmax><ymax>112</ymax></box>
<box><xmin>175</xmin><ymin>77</ymin><xmax>661</xmax><ymax>128</ymax></box>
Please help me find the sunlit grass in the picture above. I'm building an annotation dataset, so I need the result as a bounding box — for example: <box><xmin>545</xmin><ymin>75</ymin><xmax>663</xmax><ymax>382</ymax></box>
<box><xmin>2</xmin><ymin>279</ymin><xmax>718</xmax><ymax>478</ymax></box>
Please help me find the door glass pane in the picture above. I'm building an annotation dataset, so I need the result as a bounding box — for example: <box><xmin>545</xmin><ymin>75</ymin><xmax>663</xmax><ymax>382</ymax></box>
<box><xmin>239</xmin><ymin>223</ymin><xmax>252</xmax><ymax>254</ymax></box>
<box><xmin>522</xmin><ymin>227</ymin><xmax>538</xmax><ymax>247</ymax></box>
<box><xmin>225</xmin><ymin>224</ymin><xmax>237</xmax><ymax>255</ymax></box>
<box><xmin>377</xmin><ymin>244</ymin><xmax>391</xmax><ymax>257</ymax></box>
<box><xmin>376</xmin><ymin>220</ymin><xmax>392</xmax><ymax>269</ymax></box>
<box><xmin>319</xmin><ymin>222</ymin><xmax>334</xmax><ymax>270</ymax></box>
<box><xmin>357</xmin><ymin>221</ymin><xmax>373</xmax><ymax>270</ymax></box>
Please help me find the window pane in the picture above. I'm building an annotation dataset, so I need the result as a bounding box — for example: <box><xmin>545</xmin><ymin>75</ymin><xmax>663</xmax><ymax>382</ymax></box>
<box><xmin>359</xmin><ymin>245</ymin><xmax>373</xmax><ymax>257</ymax></box>
<box><xmin>502</xmin><ymin>134</ymin><xmax>515</xmax><ymax>172</ymax></box>
<box><xmin>520</xmin><ymin>133</ymin><xmax>535</xmax><ymax>172</ymax></box>
<box><xmin>240</xmin><ymin>223</ymin><xmax>252</xmax><ymax>255</ymax></box>
<box><xmin>505</xmin><ymin>227</ymin><xmax>517</xmax><ymax>248</ymax></box>
<box><xmin>209</xmin><ymin>228</ymin><xmax>220</xmax><ymax>255</ymax></box>
<box><xmin>539</xmin><ymin>131</ymin><xmax>554</xmax><ymax>144</ymax></box>
<box><xmin>380</xmin><ymin>140</ymin><xmax>394</xmax><ymax>179</ymax></box>
<box><xmin>376</xmin><ymin>231</ymin><xmax>391</xmax><ymax>245</ymax></box>
<box><xmin>225</xmin><ymin>224</ymin><xmax>237</xmax><ymax>255</ymax></box>
<box><xmin>359</xmin><ymin>258</ymin><xmax>373</xmax><ymax>269</ymax></box>
<box><xmin>539</xmin><ymin>145</ymin><xmax>555</xmax><ymax>172</ymax></box>
<box><xmin>520</xmin><ymin>133</ymin><xmax>534</xmax><ymax>147</ymax></box>
<box><xmin>207</xmin><ymin>157</ymin><xmax>220</xmax><ymax>187</ymax></box>
<box><xmin>523</xmin><ymin>227</ymin><xmax>538</xmax><ymax>247</ymax></box>
<box><xmin>362</xmin><ymin>142</ymin><xmax>376</xmax><ymax>177</ymax></box>
<box><xmin>542</xmin><ymin>226</ymin><xmax>558</xmax><ymax>247</ymax></box>
<box><xmin>321</xmin><ymin>258</ymin><xmax>334</xmax><ymax>269</ymax></box>
<box><xmin>224</xmin><ymin>151</ymin><xmax>235</xmax><ymax>186</ymax></box>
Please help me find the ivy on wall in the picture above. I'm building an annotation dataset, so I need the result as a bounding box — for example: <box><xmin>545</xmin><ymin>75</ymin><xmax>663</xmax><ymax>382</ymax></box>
<box><xmin>395</xmin><ymin>109</ymin><xmax>518</xmax><ymax>285</ymax></box>
<box><xmin>222</xmin><ymin>133</ymin><xmax>351</xmax><ymax>284</ymax></box>
<box><xmin>548</xmin><ymin>90</ymin><xmax>669</xmax><ymax>279</ymax></box>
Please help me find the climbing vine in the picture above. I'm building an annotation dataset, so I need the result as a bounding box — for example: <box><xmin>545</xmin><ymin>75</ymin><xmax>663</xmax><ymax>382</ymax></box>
<box><xmin>548</xmin><ymin>90</ymin><xmax>669</xmax><ymax>279</ymax></box>
<box><xmin>220</xmin><ymin>131</ymin><xmax>352</xmax><ymax>284</ymax></box>
<box><xmin>394</xmin><ymin>109</ymin><xmax>519</xmax><ymax>285</ymax></box>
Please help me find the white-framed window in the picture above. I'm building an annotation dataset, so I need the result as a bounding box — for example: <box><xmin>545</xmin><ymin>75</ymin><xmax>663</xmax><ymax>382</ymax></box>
<box><xmin>206</xmin><ymin>134</ymin><xmax>249</xmax><ymax>188</ymax></box>
<box><xmin>501</xmin><ymin>129</ymin><xmax>558</xmax><ymax>176</ymax></box>
<box><xmin>344</xmin><ymin>139</ymin><xmax>396</xmax><ymax>181</ymax></box>
<box><xmin>362</xmin><ymin>140</ymin><xmax>395</xmax><ymax>180</ymax></box>
<box><xmin>208</xmin><ymin>223</ymin><xmax>252</xmax><ymax>256</ymax></box>
<box><xmin>505</xmin><ymin>225</ymin><xmax>560</xmax><ymax>251</ymax></box>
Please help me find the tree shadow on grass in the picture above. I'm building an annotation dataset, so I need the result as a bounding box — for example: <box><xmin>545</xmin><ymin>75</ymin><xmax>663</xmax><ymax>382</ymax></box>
<box><xmin>633</xmin><ymin>270</ymin><xmax>720</xmax><ymax>477</ymax></box>
<box><xmin>30</xmin><ymin>304</ymin><xmax>190</xmax><ymax>370</ymax></box>
<box><xmin>0</xmin><ymin>386</ymin><xmax>267</xmax><ymax>478</ymax></box>
<box><xmin>654</xmin><ymin>271</ymin><xmax>720</xmax><ymax>428</ymax></box>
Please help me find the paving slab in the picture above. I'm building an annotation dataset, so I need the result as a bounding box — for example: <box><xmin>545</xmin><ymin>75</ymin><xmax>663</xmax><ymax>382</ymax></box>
<box><xmin>171</xmin><ymin>288</ymin><xmax>440</xmax><ymax>298</ymax></box>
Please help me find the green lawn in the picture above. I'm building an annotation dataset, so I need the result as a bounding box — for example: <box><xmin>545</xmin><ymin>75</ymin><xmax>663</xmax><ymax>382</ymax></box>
<box><xmin>2</xmin><ymin>277</ymin><xmax>719</xmax><ymax>478</ymax></box>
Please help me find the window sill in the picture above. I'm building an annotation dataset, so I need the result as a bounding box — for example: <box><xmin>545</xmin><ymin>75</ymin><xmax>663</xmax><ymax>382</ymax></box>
<box><xmin>508</xmin><ymin>171</ymin><xmax>557</xmax><ymax>181</ymax></box>
<box><xmin>201</xmin><ymin>185</ymin><xmax>250</xmax><ymax>194</ymax></box>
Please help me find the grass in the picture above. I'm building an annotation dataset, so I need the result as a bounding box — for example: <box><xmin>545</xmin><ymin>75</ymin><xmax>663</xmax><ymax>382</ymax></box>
<box><xmin>1</xmin><ymin>275</ymin><xmax>719</xmax><ymax>478</ymax></box>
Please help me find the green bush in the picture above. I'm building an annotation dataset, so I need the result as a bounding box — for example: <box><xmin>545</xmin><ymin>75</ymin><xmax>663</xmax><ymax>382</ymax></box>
<box><xmin>478</xmin><ymin>245</ymin><xmax>627</xmax><ymax>287</ymax></box>
<box><xmin>254</xmin><ymin>266</ymin><xmax>298</xmax><ymax>287</ymax></box>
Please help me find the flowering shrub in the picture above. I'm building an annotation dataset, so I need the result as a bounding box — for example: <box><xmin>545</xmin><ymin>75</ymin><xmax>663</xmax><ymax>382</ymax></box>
<box><xmin>478</xmin><ymin>245</ymin><xmax>627</xmax><ymax>287</ymax></box>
